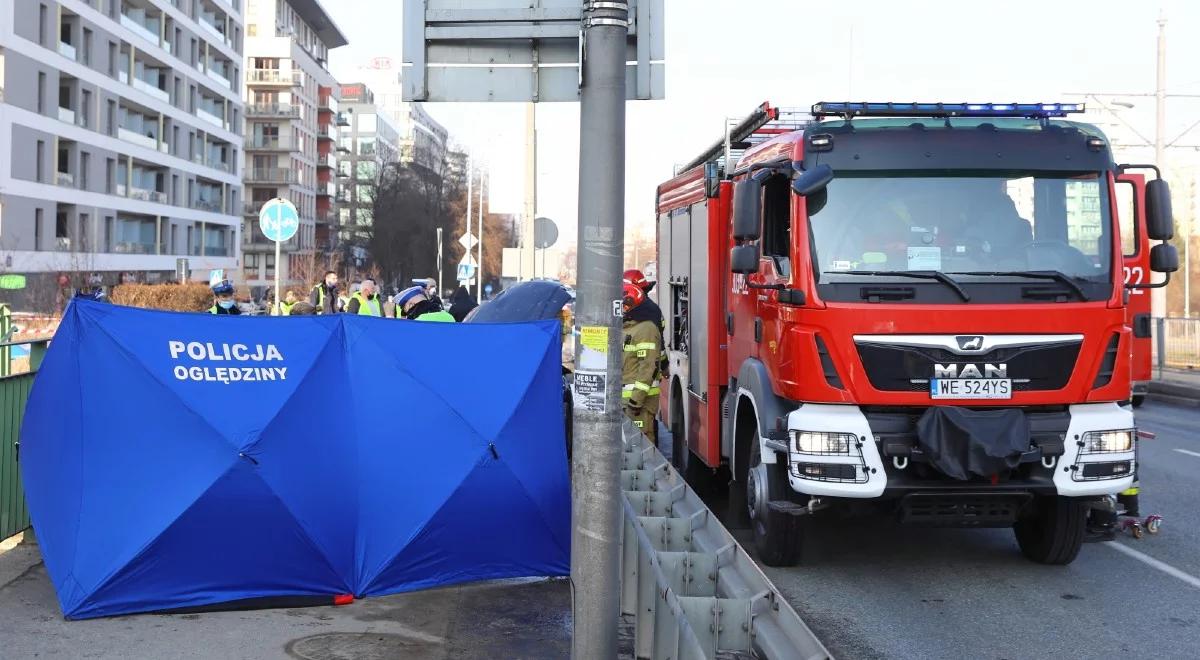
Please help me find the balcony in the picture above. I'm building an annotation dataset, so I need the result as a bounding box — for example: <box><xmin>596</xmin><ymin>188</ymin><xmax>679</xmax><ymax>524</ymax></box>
<box><xmin>247</xmin><ymin>69</ymin><xmax>302</xmax><ymax>86</ymax></box>
<box><xmin>334</xmin><ymin>190</ymin><xmax>350</xmax><ymax>204</ymax></box>
<box><xmin>130</xmin><ymin>187</ymin><xmax>168</xmax><ymax>204</ymax></box>
<box><xmin>243</xmin><ymin>201</ymin><xmax>266</xmax><ymax>216</ymax></box>
<box><xmin>58</xmin><ymin>42</ymin><xmax>77</xmax><ymax>61</ymax></box>
<box><xmin>316</xmin><ymin>125</ymin><xmax>335</xmax><ymax>141</ymax></box>
<box><xmin>316</xmin><ymin>181</ymin><xmax>333</xmax><ymax>197</ymax></box>
<box><xmin>317</xmin><ymin>153</ymin><xmax>335</xmax><ymax>169</ymax></box>
<box><xmin>198</xmin><ymin>15</ymin><xmax>225</xmax><ymax>42</ymax></box>
<box><xmin>246</xmin><ymin>136</ymin><xmax>293</xmax><ymax>151</ymax></box>
<box><xmin>120</xmin><ymin>13</ymin><xmax>162</xmax><ymax>47</ymax></box>
<box><xmin>133</xmin><ymin>77</ymin><xmax>170</xmax><ymax>103</ymax></box>
<box><xmin>206</xmin><ymin>65</ymin><xmax>232</xmax><ymax>90</ymax></box>
<box><xmin>247</xmin><ymin>168</ymin><xmax>298</xmax><ymax>184</ymax></box>
<box><xmin>57</xmin><ymin>106</ymin><xmax>76</xmax><ymax>124</ymax></box>
<box><xmin>114</xmin><ymin>241</ymin><xmax>156</xmax><ymax>255</ymax></box>
<box><xmin>55</xmin><ymin>171</ymin><xmax>75</xmax><ymax>187</ymax></box>
<box><xmin>319</xmin><ymin>95</ymin><xmax>338</xmax><ymax>113</ymax></box>
<box><xmin>192</xmin><ymin>197</ymin><xmax>223</xmax><ymax>213</ymax></box>
<box><xmin>246</xmin><ymin>103</ymin><xmax>300</xmax><ymax>118</ymax></box>
<box><xmin>336</xmin><ymin>113</ymin><xmax>350</xmax><ymax>127</ymax></box>
<box><xmin>196</xmin><ymin>106</ymin><xmax>226</xmax><ymax>129</ymax></box>
<box><xmin>117</xmin><ymin>127</ymin><xmax>159</xmax><ymax>151</ymax></box>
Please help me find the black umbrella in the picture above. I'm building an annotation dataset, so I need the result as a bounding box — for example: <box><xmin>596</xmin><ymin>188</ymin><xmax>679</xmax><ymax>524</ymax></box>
<box><xmin>464</xmin><ymin>280</ymin><xmax>573</xmax><ymax>323</ymax></box>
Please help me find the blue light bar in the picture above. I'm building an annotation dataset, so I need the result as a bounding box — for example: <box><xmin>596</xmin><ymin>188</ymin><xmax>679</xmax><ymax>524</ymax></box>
<box><xmin>810</xmin><ymin>102</ymin><xmax>1086</xmax><ymax>119</ymax></box>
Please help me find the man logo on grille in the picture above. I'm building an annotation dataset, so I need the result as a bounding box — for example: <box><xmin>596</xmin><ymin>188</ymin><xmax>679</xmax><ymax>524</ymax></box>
<box><xmin>957</xmin><ymin>336</ymin><xmax>984</xmax><ymax>351</ymax></box>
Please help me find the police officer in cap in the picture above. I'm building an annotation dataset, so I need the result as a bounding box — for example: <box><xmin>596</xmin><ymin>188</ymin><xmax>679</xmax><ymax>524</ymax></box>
<box><xmin>209</xmin><ymin>279</ymin><xmax>241</xmax><ymax>315</ymax></box>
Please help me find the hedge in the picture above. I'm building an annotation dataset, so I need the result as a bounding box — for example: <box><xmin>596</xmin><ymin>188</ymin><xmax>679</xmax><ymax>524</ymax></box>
<box><xmin>110</xmin><ymin>283</ymin><xmax>214</xmax><ymax>312</ymax></box>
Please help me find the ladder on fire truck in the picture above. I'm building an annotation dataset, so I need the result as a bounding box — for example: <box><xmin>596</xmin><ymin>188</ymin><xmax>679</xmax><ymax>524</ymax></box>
<box><xmin>677</xmin><ymin>102</ymin><xmax>815</xmax><ymax>175</ymax></box>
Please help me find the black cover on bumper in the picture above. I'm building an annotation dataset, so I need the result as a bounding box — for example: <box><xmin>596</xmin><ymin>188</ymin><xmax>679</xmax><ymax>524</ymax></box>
<box><xmin>915</xmin><ymin>407</ymin><xmax>1030</xmax><ymax>480</ymax></box>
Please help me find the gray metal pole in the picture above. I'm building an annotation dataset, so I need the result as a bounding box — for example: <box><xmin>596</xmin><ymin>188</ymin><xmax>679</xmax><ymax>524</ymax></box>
<box><xmin>572</xmin><ymin>1</ymin><xmax>627</xmax><ymax>657</ymax></box>
<box><xmin>1153</xmin><ymin>13</ymin><xmax>1169</xmax><ymax>319</ymax></box>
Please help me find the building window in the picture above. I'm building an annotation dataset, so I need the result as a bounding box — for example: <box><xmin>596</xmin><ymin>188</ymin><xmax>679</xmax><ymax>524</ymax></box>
<box><xmin>115</xmin><ymin>216</ymin><xmax>158</xmax><ymax>254</ymax></box>
<box><xmin>38</xmin><ymin>4</ymin><xmax>47</xmax><ymax>46</ymax></box>
<box><xmin>36</xmin><ymin>141</ymin><xmax>45</xmax><ymax>182</ymax></box>
<box><xmin>108</xmin><ymin>41</ymin><xmax>116</xmax><ymax>77</ymax></box>
<box><xmin>80</xmin><ymin>152</ymin><xmax>90</xmax><ymax>190</ymax></box>
<box><xmin>81</xmin><ymin>89</ymin><xmax>92</xmax><ymax>128</ymax></box>
<box><xmin>56</xmin><ymin>208</ymin><xmax>69</xmax><ymax>251</ymax></box>
<box><xmin>34</xmin><ymin>209</ymin><xmax>43</xmax><ymax>251</ymax></box>
<box><xmin>37</xmin><ymin>72</ymin><xmax>45</xmax><ymax>113</ymax></box>
<box><xmin>82</xmin><ymin>29</ymin><xmax>92</xmax><ymax>65</ymax></box>
<box><xmin>80</xmin><ymin>213</ymin><xmax>89</xmax><ymax>252</ymax></box>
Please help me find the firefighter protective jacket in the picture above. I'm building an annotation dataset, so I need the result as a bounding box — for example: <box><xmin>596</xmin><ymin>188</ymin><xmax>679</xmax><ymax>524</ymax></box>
<box><xmin>622</xmin><ymin>318</ymin><xmax>662</xmax><ymax>407</ymax></box>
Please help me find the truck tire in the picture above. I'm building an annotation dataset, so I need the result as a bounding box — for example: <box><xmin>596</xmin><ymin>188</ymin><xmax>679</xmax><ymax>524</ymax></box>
<box><xmin>747</xmin><ymin>440</ymin><xmax>802</xmax><ymax>566</ymax></box>
<box><xmin>1131</xmin><ymin>394</ymin><xmax>1145</xmax><ymax>408</ymax></box>
<box><xmin>1013</xmin><ymin>496</ymin><xmax>1087</xmax><ymax>565</ymax></box>
<box><xmin>668</xmin><ymin>394</ymin><xmax>714</xmax><ymax>497</ymax></box>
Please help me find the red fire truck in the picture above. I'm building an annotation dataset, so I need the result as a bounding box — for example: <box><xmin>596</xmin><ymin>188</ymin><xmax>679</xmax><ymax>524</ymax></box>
<box><xmin>655</xmin><ymin>102</ymin><xmax>1177</xmax><ymax>566</ymax></box>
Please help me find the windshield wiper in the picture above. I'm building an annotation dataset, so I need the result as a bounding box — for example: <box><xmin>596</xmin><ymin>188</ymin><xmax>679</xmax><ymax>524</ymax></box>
<box><xmin>947</xmin><ymin>270</ymin><xmax>1087</xmax><ymax>300</ymax></box>
<box><xmin>828</xmin><ymin>270</ymin><xmax>971</xmax><ymax>302</ymax></box>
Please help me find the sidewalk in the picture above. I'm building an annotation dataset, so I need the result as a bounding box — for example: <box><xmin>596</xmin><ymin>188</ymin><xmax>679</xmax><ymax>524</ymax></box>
<box><xmin>1149</xmin><ymin>367</ymin><xmax>1200</xmax><ymax>406</ymax></box>
<box><xmin>0</xmin><ymin>533</ymin><xmax>573</xmax><ymax>659</ymax></box>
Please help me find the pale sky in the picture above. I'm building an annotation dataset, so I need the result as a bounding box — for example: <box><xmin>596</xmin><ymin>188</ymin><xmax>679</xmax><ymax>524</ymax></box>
<box><xmin>328</xmin><ymin>0</ymin><xmax>1200</xmax><ymax>247</ymax></box>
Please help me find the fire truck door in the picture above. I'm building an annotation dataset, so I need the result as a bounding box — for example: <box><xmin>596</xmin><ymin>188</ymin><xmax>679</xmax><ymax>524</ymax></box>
<box><xmin>1116</xmin><ymin>173</ymin><xmax>1152</xmax><ymax>387</ymax></box>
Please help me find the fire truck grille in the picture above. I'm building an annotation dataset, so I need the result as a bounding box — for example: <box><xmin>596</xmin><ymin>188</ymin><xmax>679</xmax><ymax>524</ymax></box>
<box><xmin>855</xmin><ymin>341</ymin><xmax>1082</xmax><ymax>393</ymax></box>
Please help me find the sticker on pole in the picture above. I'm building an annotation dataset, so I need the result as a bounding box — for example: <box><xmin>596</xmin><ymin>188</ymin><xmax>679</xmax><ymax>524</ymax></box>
<box><xmin>574</xmin><ymin>325</ymin><xmax>609</xmax><ymax>412</ymax></box>
<box><xmin>574</xmin><ymin>371</ymin><xmax>606</xmax><ymax>412</ymax></box>
<box><xmin>259</xmin><ymin>199</ymin><xmax>300</xmax><ymax>242</ymax></box>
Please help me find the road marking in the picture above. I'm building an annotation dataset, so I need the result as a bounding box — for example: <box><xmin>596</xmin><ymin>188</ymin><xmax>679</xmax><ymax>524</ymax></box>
<box><xmin>1105</xmin><ymin>542</ymin><xmax>1200</xmax><ymax>590</ymax></box>
<box><xmin>1172</xmin><ymin>448</ymin><xmax>1200</xmax><ymax>459</ymax></box>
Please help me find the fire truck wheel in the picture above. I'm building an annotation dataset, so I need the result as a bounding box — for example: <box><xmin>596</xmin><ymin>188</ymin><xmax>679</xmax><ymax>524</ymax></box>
<box><xmin>1013</xmin><ymin>496</ymin><xmax>1087</xmax><ymax>565</ymax></box>
<box><xmin>747</xmin><ymin>440</ymin><xmax>802</xmax><ymax>566</ymax></box>
<box><xmin>1131</xmin><ymin>395</ymin><xmax>1145</xmax><ymax>408</ymax></box>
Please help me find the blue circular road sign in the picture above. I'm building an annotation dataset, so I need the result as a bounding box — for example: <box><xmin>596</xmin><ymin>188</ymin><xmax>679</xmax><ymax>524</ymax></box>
<box><xmin>259</xmin><ymin>198</ymin><xmax>299</xmax><ymax>242</ymax></box>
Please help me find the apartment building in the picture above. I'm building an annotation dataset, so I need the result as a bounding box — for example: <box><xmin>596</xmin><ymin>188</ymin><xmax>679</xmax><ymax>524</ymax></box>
<box><xmin>336</xmin><ymin>82</ymin><xmax>399</xmax><ymax>262</ymax></box>
<box><xmin>0</xmin><ymin>0</ymin><xmax>245</xmax><ymax>306</ymax></box>
<box><xmin>347</xmin><ymin>56</ymin><xmax>449</xmax><ymax>173</ymax></box>
<box><xmin>241</xmin><ymin>0</ymin><xmax>345</xmax><ymax>288</ymax></box>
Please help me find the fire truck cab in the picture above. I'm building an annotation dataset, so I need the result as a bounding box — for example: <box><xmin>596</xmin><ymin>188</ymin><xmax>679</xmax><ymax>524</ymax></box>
<box><xmin>655</xmin><ymin>102</ymin><xmax>1178</xmax><ymax>566</ymax></box>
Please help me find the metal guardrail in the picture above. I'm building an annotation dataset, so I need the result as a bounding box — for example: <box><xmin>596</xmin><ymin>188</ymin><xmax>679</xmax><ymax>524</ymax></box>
<box><xmin>0</xmin><ymin>338</ymin><xmax>48</xmax><ymax>541</ymax></box>
<box><xmin>620</xmin><ymin>422</ymin><xmax>831</xmax><ymax>659</ymax></box>
<box><xmin>1158</xmin><ymin>317</ymin><xmax>1200</xmax><ymax>371</ymax></box>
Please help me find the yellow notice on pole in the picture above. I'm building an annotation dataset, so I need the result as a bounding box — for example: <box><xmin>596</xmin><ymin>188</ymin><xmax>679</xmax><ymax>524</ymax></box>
<box><xmin>580</xmin><ymin>326</ymin><xmax>608</xmax><ymax>353</ymax></box>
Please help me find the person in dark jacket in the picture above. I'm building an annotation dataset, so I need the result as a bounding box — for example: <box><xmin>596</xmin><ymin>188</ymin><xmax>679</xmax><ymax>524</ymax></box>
<box><xmin>448</xmin><ymin>285</ymin><xmax>478</xmax><ymax>322</ymax></box>
<box><xmin>309</xmin><ymin>271</ymin><xmax>340</xmax><ymax>314</ymax></box>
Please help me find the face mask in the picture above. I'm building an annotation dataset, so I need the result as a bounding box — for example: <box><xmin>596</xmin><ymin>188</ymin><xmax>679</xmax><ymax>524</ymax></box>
<box><xmin>218</xmin><ymin>300</ymin><xmax>235</xmax><ymax>309</ymax></box>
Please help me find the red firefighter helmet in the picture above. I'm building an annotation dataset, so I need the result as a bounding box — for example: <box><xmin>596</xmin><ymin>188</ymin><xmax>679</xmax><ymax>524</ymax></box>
<box><xmin>622</xmin><ymin>282</ymin><xmax>645</xmax><ymax>314</ymax></box>
<box><xmin>623</xmin><ymin>269</ymin><xmax>651</xmax><ymax>291</ymax></box>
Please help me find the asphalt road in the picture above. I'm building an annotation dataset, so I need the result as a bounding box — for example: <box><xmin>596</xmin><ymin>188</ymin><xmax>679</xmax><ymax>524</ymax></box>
<box><xmin>701</xmin><ymin>401</ymin><xmax>1200</xmax><ymax>660</ymax></box>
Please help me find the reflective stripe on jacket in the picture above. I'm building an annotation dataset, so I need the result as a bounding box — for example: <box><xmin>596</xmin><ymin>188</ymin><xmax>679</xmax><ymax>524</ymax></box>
<box><xmin>622</xmin><ymin>319</ymin><xmax>661</xmax><ymax>407</ymax></box>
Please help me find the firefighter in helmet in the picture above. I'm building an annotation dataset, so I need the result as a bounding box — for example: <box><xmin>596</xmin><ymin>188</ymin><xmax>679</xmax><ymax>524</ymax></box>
<box><xmin>208</xmin><ymin>279</ymin><xmax>241</xmax><ymax>315</ymax></box>
<box><xmin>624</xmin><ymin>269</ymin><xmax>667</xmax><ymax>417</ymax></box>
<box><xmin>622</xmin><ymin>282</ymin><xmax>662</xmax><ymax>442</ymax></box>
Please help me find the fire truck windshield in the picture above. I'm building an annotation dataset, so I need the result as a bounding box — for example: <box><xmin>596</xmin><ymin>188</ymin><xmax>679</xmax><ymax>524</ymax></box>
<box><xmin>808</xmin><ymin>171</ymin><xmax>1113</xmax><ymax>299</ymax></box>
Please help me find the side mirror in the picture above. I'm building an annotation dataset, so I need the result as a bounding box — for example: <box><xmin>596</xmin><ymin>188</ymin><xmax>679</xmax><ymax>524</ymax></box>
<box><xmin>791</xmin><ymin>164</ymin><xmax>834</xmax><ymax>196</ymax></box>
<box><xmin>1146</xmin><ymin>179</ymin><xmax>1175</xmax><ymax>240</ymax></box>
<box><xmin>704</xmin><ymin>162</ymin><xmax>720</xmax><ymax>198</ymax></box>
<box><xmin>1150</xmin><ymin>242</ymin><xmax>1179</xmax><ymax>273</ymax></box>
<box><xmin>732</xmin><ymin>179</ymin><xmax>762</xmax><ymax>241</ymax></box>
<box><xmin>730</xmin><ymin>244</ymin><xmax>760</xmax><ymax>274</ymax></box>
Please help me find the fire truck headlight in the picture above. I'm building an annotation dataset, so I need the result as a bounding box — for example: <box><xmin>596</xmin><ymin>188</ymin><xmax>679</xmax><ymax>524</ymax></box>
<box><xmin>793</xmin><ymin>431</ymin><xmax>854</xmax><ymax>454</ymax></box>
<box><xmin>1081</xmin><ymin>430</ymin><xmax>1133</xmax><ymax>453</ymax></box>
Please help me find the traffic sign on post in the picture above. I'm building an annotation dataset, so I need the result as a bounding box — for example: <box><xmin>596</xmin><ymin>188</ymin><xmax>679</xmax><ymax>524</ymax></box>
<box><xmin>458</xmin><ymin>232</ymin><xmax>478</xmax><ymax>250</ymax></box>
<box><xmin>258</xmin><ymin>198</ymin><xmax>300</xmax><ymax>315</ymax></box>
<box><xmin>259</xmin><ymin>198</ymin><xmax>300</xmax><ymax>242</ymax></box>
